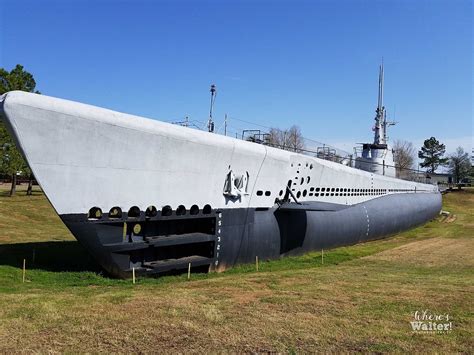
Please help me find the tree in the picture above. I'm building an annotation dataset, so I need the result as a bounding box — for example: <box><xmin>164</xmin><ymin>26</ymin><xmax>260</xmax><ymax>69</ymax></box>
<box><xmin>0</xmin><ymin>134</ymin><xmax>26</xmax><ymax>196</ymax></box>
<box><xmin>0</xmin><ymin>65</ymin><xmax>38</xmax><ymax>94</ymax></box>
<box><xmin>267</xmin><ymin>125</ymin><xmax>305</xmax><ymax>153</ymax></box>
<box><xmin>418</xmin><ymin>137</ymin><xmax>448</xmax><ymax>173</ymax></box>
<box><xmin>448</xmin><ymin>147</ymin><xmax>471</xmax><ymax>184</ymax></box>
<box><xmin>24</xmin><ymin>164</ymin><xmax>34</xmax><ymax>196</ymax></box>
<box><xmin>0</xmin><ymin>64</ymin><xmax>39</xmax><ymax>196</ymax></box>
<box><xmin>393</xmin><ymin>140</ymin><xmax>415</xmax><ymax>178</ymax></box>
<box><xmin>287</xmin><ymin>125</ymin><xmax>305</xmax><ymax>153</ymax></box>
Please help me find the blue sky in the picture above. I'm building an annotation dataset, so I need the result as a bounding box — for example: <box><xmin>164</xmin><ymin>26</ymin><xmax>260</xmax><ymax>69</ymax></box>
<box><xmin>1</xmin><ymin>0</ymin><xmax>472</xmax><ymax>156</ymax></box>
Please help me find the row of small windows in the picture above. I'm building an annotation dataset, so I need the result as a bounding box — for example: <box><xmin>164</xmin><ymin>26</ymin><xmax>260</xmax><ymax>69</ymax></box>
<box><xmin>311</xmin><ymin>187</ymin><xmax>388</xmax><ymax>193</ymax></box>
<box><xmin>256</xmin><ymin>187</ymin><xmax>416</xmax><ymax>198</ymax></box>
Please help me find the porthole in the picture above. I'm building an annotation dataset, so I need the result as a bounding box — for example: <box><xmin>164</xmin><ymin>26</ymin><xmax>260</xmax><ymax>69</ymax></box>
<box><xmin>162</xmin><ymin>205</ymin><xmax>172</xmax><ymax>217</ymax></box>
<box><xmin>145</xmin><ymin>206</ymin><xmax>157</xmax><ymax>218</ymax></box>
<box><xmin>336</xmin><ymin>188</ymin><xmax>340</xmax><ymax>192</ymax></box>
<box><xmin>315</xmin><ymin>193</ymin><xmax>319</xmax><ymax>197</ymax></box>
<box><xmin>331</xmin><ymin>193</ymin><xmax>334</xmax><ymax>196</ymax></box>
<box><xmin>316</xmin><ymin>187</ymin><xmax>320</xmax><ymax>192</ymax></box>
<box><xmin>321</xmin><ymin>187</ymin><xmax>325</xmax><ymax>192</ymax></box>
<box><xmin>265</xmin><ymin>191</ymin><xmax>271</xmax><ymax>196</ymax></box>
<box><xmin>128</xmin><ymin>206</ymin><xmax>141</xmax><ymax>218</ymax></box>
<box><xmin>279</xmin><ymin>190</ymin><xmax>283</xmax><ymax>196</ymax></box>
<box><xmin>88</xmin><ymin>207</ymin><xmax>102</xmax><ymax>219</ymax></box>
<box><xmin>307</xmin><ymin>176</ymin><xmax>311</xmax><ymax>184</ymax></box>
<box><xmin>309</xmin><ymin>193</ymin><xmax>313</xmax><ymax>196</ymax></box>
<box><xmin>176</xmin><ymin>205</ymin><xmax>186</xmax><ymax>216</ymax></box>
<box><xmin>109</xmin><ymin>207</ymin><xmax>122</xmax><ymax>219</ymax></box>
<box><xmin>296</xmin><ymin>191</ymin><xmax>301</xmax><ymax>198</ymax></box>
<box><xmin>190</xmin><ymin>205</ymin><xmax>199</xmax><ymax>215</ymax></box>
<box><xmin>309</xmin><ymin>164</ymin><xmax>313</xmax><ymax>169</ymax></box>
<box><xmin>303</xmin><ymin>190</ymin><xmax>307</xmax><ymax>197</ymax></box>
<box><xmin>331</xmin><ymin>188</ymin><xmax>335</xmax><ymax>192</ymax></box>
<box><xmin>300</xmin><ymin>177</ymin><xmax>304</xmax><ymax>185</ymax></box>
<box><xmin>257</xmin><ymin>190</ymin><xmax>263</xmax><ymax>196</ymax></box>
<box><xmin>203</xmin><ymin>204</ymin><xmax>212</xmax><ymax>214</ymax></box>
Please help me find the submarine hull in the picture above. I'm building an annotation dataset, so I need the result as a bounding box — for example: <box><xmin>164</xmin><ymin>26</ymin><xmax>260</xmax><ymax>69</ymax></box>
<box><xmin>61</xmin><ymin>192</ymin><xmax>441</xmax><ymax>278</ymax></box>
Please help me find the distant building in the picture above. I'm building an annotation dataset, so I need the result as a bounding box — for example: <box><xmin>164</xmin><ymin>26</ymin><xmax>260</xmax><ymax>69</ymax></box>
<box><xmin>425</xmin><ymin>172</ymin><xmax>453</xmax><ymax>185</ymax></box>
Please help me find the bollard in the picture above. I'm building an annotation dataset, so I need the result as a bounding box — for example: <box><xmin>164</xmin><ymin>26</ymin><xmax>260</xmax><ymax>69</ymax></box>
<box><xmin>132</xmin><ymin>267</ymin><xmax>136</xmax><ymax>284</ymax></box>
<box><xmin>187</xmin><ymin>263</ymin><xmax>191</xmax><ymax>280</ymax></box>
<box><xmin>256</xmin><ymin>256</ymin><xmax>259</xmax><ymax>272</ymax></box>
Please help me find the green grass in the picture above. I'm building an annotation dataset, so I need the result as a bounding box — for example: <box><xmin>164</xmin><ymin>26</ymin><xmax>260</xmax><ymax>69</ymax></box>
<box><xmin>0</xmin><ymin>184</ymin><xmax>472</xmax><ymax>352</ymax></box>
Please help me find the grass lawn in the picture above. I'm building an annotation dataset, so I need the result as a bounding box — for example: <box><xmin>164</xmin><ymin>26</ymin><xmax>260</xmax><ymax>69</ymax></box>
<box><xmin>0</xmin><ymin>184</ymin><xmax>472</xmax><ymax>352</ymax></box>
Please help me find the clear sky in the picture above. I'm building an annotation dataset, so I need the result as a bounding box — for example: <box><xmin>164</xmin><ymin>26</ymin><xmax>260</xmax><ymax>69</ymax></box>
<box><xmin>1</xmin><ymin>0</ymin><xmax>472</xmax><ymax>156</ymax></box>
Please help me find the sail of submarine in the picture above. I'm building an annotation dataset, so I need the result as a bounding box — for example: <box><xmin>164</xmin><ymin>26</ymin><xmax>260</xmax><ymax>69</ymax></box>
<box><xmin>0</xmin><ymin>67</ymin><xmax>441</xmax><ymax>278</ymax></box>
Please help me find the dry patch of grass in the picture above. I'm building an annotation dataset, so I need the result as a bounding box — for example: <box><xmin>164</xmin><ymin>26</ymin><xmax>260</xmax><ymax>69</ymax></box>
<box><xmin>0</xmin><ymin>188</ymin><xmax>472</xmax><ymax>352</ymax></box>
<box><xmin>365</xmin><ymin>236</ymin><xmax>474</xmax><ymax>268</ymax></box>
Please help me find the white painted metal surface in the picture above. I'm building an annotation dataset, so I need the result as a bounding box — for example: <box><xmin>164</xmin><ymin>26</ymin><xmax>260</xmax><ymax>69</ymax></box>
<box><xmin>1</xmin><ymin>91</ymin><xmax>437</xmax><ymax>216</ymax></box>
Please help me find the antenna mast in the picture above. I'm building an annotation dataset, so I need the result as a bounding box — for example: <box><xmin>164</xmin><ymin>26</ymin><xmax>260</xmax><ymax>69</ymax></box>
<box><xmin>374</xmin><ymin>63</ymin><xmax>386</xmax><ymax>145</ymax></box>
<box><xmin>208</xmin><ymin>84</ymin><xmax>216</xmax><ymax>133</ymax></box>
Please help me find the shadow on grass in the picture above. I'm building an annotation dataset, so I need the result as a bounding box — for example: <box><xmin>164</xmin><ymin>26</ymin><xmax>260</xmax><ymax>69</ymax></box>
<box><xmin>0</xmin><ymin>240</ymin><xmax>101</xmax><ymax>273</ymax></box>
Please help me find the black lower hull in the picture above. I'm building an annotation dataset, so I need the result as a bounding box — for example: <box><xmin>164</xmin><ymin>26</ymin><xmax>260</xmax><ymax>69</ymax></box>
<box><xmin>60</xmin><ymin>193</ymin><xmax>442</xmax><ymax>278</ymax></box>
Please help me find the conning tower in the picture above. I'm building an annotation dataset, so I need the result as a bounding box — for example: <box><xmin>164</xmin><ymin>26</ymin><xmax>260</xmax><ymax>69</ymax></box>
<box><xmin>355</xmin><ymin>64</ymin><xmax>396</xmax><ymax>177</ymax></box>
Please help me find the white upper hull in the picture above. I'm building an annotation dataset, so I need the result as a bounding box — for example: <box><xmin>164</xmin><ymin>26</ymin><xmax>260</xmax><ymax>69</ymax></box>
<box><xmin>1</xmin><ymin>91</ymin><xmax>438</xmax><ymax>216</ymax></box>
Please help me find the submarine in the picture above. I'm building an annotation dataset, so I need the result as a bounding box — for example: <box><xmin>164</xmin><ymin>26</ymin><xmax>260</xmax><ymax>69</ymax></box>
<box><xmin>0</xmin><ymin>66</ymin><xmax>441</xmax><ymax>278</ymax></box>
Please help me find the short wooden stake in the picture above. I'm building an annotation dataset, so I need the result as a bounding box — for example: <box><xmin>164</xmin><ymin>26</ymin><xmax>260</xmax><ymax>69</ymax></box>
<box><xmin>321</xmin><ymin>249</ymin><xmax>324</xmax><ymax>265</ymax></box>
<box><xmin>256</xmin><ymin>256</ymin><xmax>259</xmax><ymax>272</ymax></box>
<box><xmin>22</xmin><ymin>259</ymin><xmax>26</xmax><ymax>283</ymax></box>
<box><xmin>132</xmin><ymin>267</ymin><xmax>136</xmax><ymax>284</ymax></box>
<box><xmin>187</xmin><ymin>263</ymin><xmax>191</xmax><ymax>280</ymax></box>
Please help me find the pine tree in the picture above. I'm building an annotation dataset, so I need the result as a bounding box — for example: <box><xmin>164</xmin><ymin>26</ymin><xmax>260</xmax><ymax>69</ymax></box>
<box><xmin>418</xmin><ymin>137</ymin><xmax>448</xmax><ymax>173</ymax></box>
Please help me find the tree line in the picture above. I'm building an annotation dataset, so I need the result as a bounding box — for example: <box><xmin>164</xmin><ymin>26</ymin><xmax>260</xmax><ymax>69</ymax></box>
<box><xmin>394</xmin><ymin>137</ymin><xmax>472</xmax><ymax>183</ymax></box>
